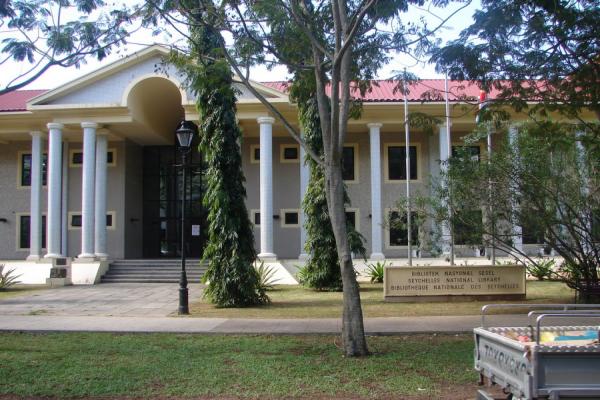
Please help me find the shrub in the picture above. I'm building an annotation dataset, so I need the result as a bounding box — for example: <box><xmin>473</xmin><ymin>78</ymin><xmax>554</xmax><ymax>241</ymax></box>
<box><xmin>366</xmin><ymin>261</ymin><xmax>387</xmax><ymax>283</ymax></box>
<box><xmin>255</xmin><ymin>261</ymin><xmax>279</xmax><ymax>293</ymax></box>
<box><xmin>527</xmin><ymin>259</ymin><xmax>555</xmax><ymax>281</ymax></box>
<box><xmin>0</xmin><ymin>264</ymin><xmax>21</xmax><ymax>290</ymax></box>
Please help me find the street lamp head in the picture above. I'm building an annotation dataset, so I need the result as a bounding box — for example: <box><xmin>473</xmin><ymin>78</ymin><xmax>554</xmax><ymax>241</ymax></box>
<box><xmin>175</xmin><ymin>120</ymin><xmax>198</xmax><ymax>150</ymax></box>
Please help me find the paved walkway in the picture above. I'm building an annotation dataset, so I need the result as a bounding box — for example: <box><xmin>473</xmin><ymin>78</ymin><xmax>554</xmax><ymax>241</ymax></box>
<box><xmin>0</xmin><ymin>283</ymin><xmax>204</xmax><ymax>317</ymax></box>
<box><xmin>0</xmin><ymin>283</ymin><xmax>539</xmax><ymax>334</ymax></box>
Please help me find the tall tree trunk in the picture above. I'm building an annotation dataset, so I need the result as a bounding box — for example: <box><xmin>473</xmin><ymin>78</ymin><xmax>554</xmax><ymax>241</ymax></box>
<box><xmin>326</xmin><ymin>160</ymin><xmax>368</xmax><ymax>356</ymax></box>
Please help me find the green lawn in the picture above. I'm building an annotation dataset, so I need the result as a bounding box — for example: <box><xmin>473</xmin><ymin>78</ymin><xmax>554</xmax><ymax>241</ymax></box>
<box><xmin>190</xmin><ymin>281</ymin><xmax>574</xmax><ymax>318</ymax></box>
<box><xmin>0</xmin><ymin>332</ymin><xmax>476</xmax><ymax>399</ymax></box>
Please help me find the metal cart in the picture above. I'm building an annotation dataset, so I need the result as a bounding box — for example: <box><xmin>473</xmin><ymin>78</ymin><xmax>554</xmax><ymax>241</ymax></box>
<box><xmin>475</xmin><ymin>304</ymin><xmax>600</xmax><ymax>400</ymax></box>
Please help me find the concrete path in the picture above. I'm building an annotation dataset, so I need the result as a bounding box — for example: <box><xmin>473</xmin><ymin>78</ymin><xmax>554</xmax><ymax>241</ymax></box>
<box><xmin>0</xmin><ymin>283</ymin><xmax>204</xmax><ymax>317</ymax></box>
<box><xmin>0</xmin><ymin>283</ymin><xmax>541</xmax><ymax>334</ymax></box>
<box><xmin>0</xmin><ymin>314</ymin><xmax>532</xmax><ymax>335</ymax></box>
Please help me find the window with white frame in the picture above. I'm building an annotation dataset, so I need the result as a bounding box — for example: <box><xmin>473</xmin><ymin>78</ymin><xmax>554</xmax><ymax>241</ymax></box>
<box><xmin>19</xmin><ymin>152</ymin><xmax>48</xmax><ymax>187</ymax></box>
<box><xmin>250</xmin><ymin>145</ymin><xmax>260</xmax><ymax>164</ymax></box>
<box><xmin>251</xmin><ymin>209</ymin><xmax>260</xmax><ymax>226</ymax></box>
<box><xmin>17</xmin><ymin>214</ymin><xmax>47</xmax><ymax>250</ymax></box>
<box><xmin>342</xmin><ymin>144</ymin><xmax>358</xmax><ymax>182</ymax></box>
<box><xmin>386</xmin><ymin>145</ymin><xmax>417</xmax><ymax>181</ymax></box>
<box><xmin>280</xmin><ymin>144</ymin><xmax>300</xmax><ymax>163</ymax></box>
<box><xmin>70</xmin><ymin>149</ymin><xmax>116</xmax><ymax>167</ymax></box>
<box><xmin>281</xmin><ymin>209</ymin><xmax>300</xmax><ymax>227</ymax></box>
<box><xmin>387</xmin><ymin>210</ymin><xmax>418</xmax><ymax>247</ymax></box>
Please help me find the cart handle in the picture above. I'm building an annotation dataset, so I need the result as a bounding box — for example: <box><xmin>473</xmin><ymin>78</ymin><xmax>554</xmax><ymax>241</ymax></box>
<box><xmin>481</xmin><ymin>304</ymin><xmax>600</xmax><ymax>328</ymax></box>
<box><xmin>528</xmin><ymin>309</ymin><xmax>600</xmax><ymax>326</ymax></box>
<box><xmin>535</xmin><ymin>313</ymin><xmax>600</xmax><ymax>344</ymax></box>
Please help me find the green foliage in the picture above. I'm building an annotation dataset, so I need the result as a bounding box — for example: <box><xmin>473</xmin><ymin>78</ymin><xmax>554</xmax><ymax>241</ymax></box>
<box><xmin>182</xmin><ymin>16</ymin><xmax>267</xmax><ymax>307</ymax></box>
<box><xmin>1</xmin><ymin>0</ymin><xmax>131</xmax><ymax>95</ymax></box>
<box><xmin>296</xmin><ymin>91</ymin><xmax>366</xmax><ymax>292</ymax></box>
<box><xmin>432</xmin><ymin>0</ymin><xmax>600</xmax><ymax>131</ymax></box>
<box><xmin>0</xmin><ymin>265</ymin><xmax>21</xmax><ymax>290</ymax></box>
<box><xmin>527</xmin><ymin>259</ymin><xmax>555</xmax><ymax>281</ymax></box>
<box><xmin>255</xmin><ymin>261</ymin><xmax>278</xmax><ymax>294</ymax></box>
<box><xmin>365</xmin><ymin>261</ymin><xmax>387</xmax><ymax>284</ymax></box>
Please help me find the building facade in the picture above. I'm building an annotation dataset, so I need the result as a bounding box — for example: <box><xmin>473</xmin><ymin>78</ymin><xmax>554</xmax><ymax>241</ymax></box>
<box><xmin>0</xmin><ymin>46</ymin><xmax>549</xmax><ymax>283</ymax></box>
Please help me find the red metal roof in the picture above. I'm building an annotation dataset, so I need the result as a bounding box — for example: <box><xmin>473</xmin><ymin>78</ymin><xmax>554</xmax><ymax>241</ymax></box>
<box><xmin>0</xmin><ymin>90</ymin><xmax>47</xmax><ymax>112</ymax></box>
<box><xmin>262</xmin><ymin>79</ymin><xmax>496</xmax><ymax>102</ymax></box>
<box><xmin>1</xmin><ymin>80</ymin><xmax>493</xmax><ymax>112</ymax></box>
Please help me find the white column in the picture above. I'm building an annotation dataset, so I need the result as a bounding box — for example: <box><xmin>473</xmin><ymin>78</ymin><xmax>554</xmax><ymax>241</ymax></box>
<box><xmin>94</xmin><ymin>131</ymin><xmax>108</xmax><ymax>259</ymax></box>
<box><xmin>509</xmin><ymin>125</ymin><xmax>523</xmax><ymax>254</ymax></box>
<box><xmin>299</xmin><ymin>144</ymin><xmax>309</xmax><ymax>260</ymax></box>
<box><xmin>45</xmin><ymin>123</ymin><xmax>63</xmax><ymax>258</ymax></box>
<box><xmin>61</xmin><ymin>141</ymin><xmax>69</xmax><ymax>257</ymax></box>
<box><xmin>368</xmin><ymin>123</ymin><xmax>385</xmax><ymax>260</ymax></box>
<box><xmin>78</xmin><ymin>122</ymin><xmax>97</xmax><ymax>259</ymax></box>
<box><xmin>439</xmin><ymin>125</ymin><xmax>452</xmax><ymax>256</ymax></box>
<box><xmin>257</xmin><ymin>116</ymin><xmax>276</xmax><ymax>259</ymax></box>
<box><xmin>27</xmin><ymin>131</ymin><xmax>44</xmax><ymax>260</ymax></box>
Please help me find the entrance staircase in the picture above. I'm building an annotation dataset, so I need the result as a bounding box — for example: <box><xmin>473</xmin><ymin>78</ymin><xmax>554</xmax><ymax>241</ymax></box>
<box><xmin>101</xmin><ymin>259</ymin><xmax>207</xmax><ymax>283</ymax></box>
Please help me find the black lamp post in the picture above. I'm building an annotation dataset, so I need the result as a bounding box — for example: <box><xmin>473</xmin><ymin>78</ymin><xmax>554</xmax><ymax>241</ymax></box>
<box><xmin>175</xmin><ymin>120</ymin><xmax>198</xmax><ymax>315</ymax></box>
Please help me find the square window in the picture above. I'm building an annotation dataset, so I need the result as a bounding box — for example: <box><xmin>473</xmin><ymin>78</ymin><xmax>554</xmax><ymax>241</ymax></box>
<box><xmin>342</xmin><ymin>146</ymin><xmax>356</xmax><ymax>181</ymax></box>
<box><xmin>106</xmin><ymin>214</ymin><xmax>113</xmax><ymax>227</ymax></box>
<box><xmin>388</xmin><ymin>211</ymin><xmax>418</xmax><ymax>246</ymax></box>
<box><xmin>72</xmin><ymin>152</ymin><xmax>83</xmax><ymax>165</ymax></box>
<box><xmin>280</xmin><ymin>145</ymin><xmax>299</xmax><ymax>163</ymax></box>
<box><xmin>71</xmin><ymin>214</ymin><xmax>82</xmax><ymax>227</ymax></box>
<box><xmin>520</xmin><ymin>207</ymin><xmax>546</xmax><ymax>245</ymax></box>
<box><xmin>387</xmin><ymin>146</ymin><xmax>417</xmax><ymax>180</ymax></box>
<box><xmin>284</xmin><ymin>212</ymin><xmax>298</xmax><ymax>225</ymax></box>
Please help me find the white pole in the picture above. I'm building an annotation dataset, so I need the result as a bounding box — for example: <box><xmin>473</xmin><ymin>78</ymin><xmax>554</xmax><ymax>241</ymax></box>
<box><xmin>444</xmin><ymin>72</ymin><xmax>454</xmax><ymax>265</ymax></box>
<box><xmin>404</xmin><ymin>76</ymin><xmax>412</xmax><ymax>266</ymax></box>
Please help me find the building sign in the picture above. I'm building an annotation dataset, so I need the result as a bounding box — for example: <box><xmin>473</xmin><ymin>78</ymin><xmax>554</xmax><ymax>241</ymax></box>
<box><xmin>384</xmin><ymin>265</ymin><xmax>526</xmax><ymax>301</ymax></box>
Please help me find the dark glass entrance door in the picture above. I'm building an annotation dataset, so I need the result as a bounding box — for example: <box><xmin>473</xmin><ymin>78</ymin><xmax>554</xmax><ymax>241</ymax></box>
<box><xmin>142</xmin><ymin>146</ymin><xmax>206</xmax><ymax>258</ymax></box>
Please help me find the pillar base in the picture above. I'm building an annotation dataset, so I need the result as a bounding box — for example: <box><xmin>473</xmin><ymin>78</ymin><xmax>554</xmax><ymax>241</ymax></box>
<box><xmin>369</xmin><ymin>252</ymin><xmax>385</xmax><ymax>261</ymax></box>
<box><xmin>77</xmin><ymin>254</ymin><xmax>96</xmax><ymax>262</ymax></box>
<box><xmin>94</xmin><ymin>253</ymin><xmax>109</xmax><ymax>261</ymax></box>
<box><xmin>44</xmin><ymin>253</ymin><xmax>64</xmax><ymax>259</ymax></box>
<box><xmin>26</xmin><ymin>255</ymin><xmax>41</xmax><ymax>261</ymax></box>
<box><xmin>258</xmin><ymin>252</ymin><xmax>277</xmax><ymax>262</ymax></box>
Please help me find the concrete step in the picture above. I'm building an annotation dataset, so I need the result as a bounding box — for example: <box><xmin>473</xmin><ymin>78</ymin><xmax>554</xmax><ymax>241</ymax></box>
<box><xmin>102</xmin><ymin>259</ymin><xmax>207</xmax><ymax>283</ymax></box>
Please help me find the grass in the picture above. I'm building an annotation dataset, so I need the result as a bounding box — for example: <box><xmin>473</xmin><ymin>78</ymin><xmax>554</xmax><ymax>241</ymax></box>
<box><xmin>190</xmin><ymin>281</ymin><xmax>575</xmax><ymax>318</ymax></box>
<box><xmin>0</xmin><ymin>285</ymin><xmax>48</xmax><ymax>300</ymax></box>
<box><xmin>0</xmin><ymin>332</ymin><xmax>476</xmax><ymax>399</ymax></box>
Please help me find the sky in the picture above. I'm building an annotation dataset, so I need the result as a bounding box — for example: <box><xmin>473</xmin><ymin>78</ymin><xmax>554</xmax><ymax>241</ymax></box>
<box><xmin>4</xmin><ymin>1</ymin><xmax>481</xmax><ymax>91</ymax></box>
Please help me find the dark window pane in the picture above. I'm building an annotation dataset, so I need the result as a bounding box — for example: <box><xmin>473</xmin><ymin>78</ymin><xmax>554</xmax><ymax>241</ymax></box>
<box><xmin>254</xmin><ymin>147</ymin><xmax>260</xmax><ymax>161</ymax></box>
<box><xmin>42</xmin><ymin>216</ymin><xmax>46</xmax><ymax>248</ymax></box>
<box><xmin>72</xmin><ymin>152</ymin><xmax>83</xmax><ymax>165</ymax></box>
<box><xmin>42</xmin><ymin>154</ymin><xmax>47</xmax><ymax>186</ymax></box>
<box><xmin>71</xmin><ymin>214</ymin><xmax>82</xmax><ymax>227</ymax></box>
<box><xmin>521</xmin><ymin>208</ymin><xmax>545</xmax><ymax>245</ymax></box>
<box><xmin>388</xmin><ymin>146</ymin><xmax>417</xmax><ymax>180</ymax></box>
<box><xmin>107</xmin><ymin>151</ymin><xmax>114</xmax><ymax>164</ymax></box>
<box><xmin>283</xmin><ymin>147</ymin><xmax>298</xmax><ymax>160</ymax></box>
<box><xmin>592</xmin><ymin>210</ymin><xmax>600</xmax><ymax>242</ymax></box>
<box><xmin>345</xmin><ymin>211</ymin><xmax>356</xmax><ymax>229</ymax></box>
<box><xmin>21</xmin><ymin>154</ymin><xmax>31</xmax><ymax>186</ymax></box>
<box><xmin>389</xmin><ymin>211</ymin><xmax>418</xmax><ymax>246</ymax></box>
<box><xmin>452</xmin><ymin>145</ymin><xmax>481</xmax><ymax>162</ymax></box>
<box><xmin>106</xmin><ymin>214</ymin><xmax>113</xmax><ymax>227</ymax></box>
<box><xmin>453</xmin><ymin>210</ymin><xmax>483</xmax><ymax>245</ymax></box>
<box><xmin>342</xmin><ymin>146</ymin><xmax>355</xmax><ymax>181</ymax></box>
<box><xmin>254</xmin><ymin>212</ymin><xmax>260</xmax><ymax>225</ymax></box>
<box><xmin>284</xmin><ymin>212</ymin><xmax>299</xmax><ymax>225</ymax></box>
<box><xmin>19</xmin><ymin>215</ymin><xmax>30</xmax><ymax>249</ymax></box>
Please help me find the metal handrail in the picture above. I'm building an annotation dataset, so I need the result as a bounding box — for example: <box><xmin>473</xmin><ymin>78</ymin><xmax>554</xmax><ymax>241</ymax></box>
<box><xmin>481</xmin><ymin>304</ymin><xmax>600</xmax><ymax>327</ymax></box>
<box><xmin>535</xmin><ymin>313</ymin><xmax>600</xmax><ymax>344</ymax></box>
<box><xmin>528</xmin><ymin>309</ymin><xmax>600</xmax><ymax>326</ymax></box>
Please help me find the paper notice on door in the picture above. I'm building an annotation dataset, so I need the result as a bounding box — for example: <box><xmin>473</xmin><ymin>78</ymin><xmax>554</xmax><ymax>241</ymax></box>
<box><xmin>191</xmin><ymin>225</ymin><xmax>200</xmax><ymax>236</ymax></box>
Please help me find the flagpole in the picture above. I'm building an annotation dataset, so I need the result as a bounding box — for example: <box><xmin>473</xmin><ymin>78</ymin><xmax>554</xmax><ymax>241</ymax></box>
<box><xmin>444</xmin><ymin>71</ymin><xmax>455</xmax><ymax>266</ymax></box>
<box><xmin>478</xmin><ymin>90</ymin><xmax>496</xmax><ymax>265</ymax></box>
<box><xmin>404</xmin><ymin>73</ymin><xmax>412</xmax><ymax>266</ymax></box>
